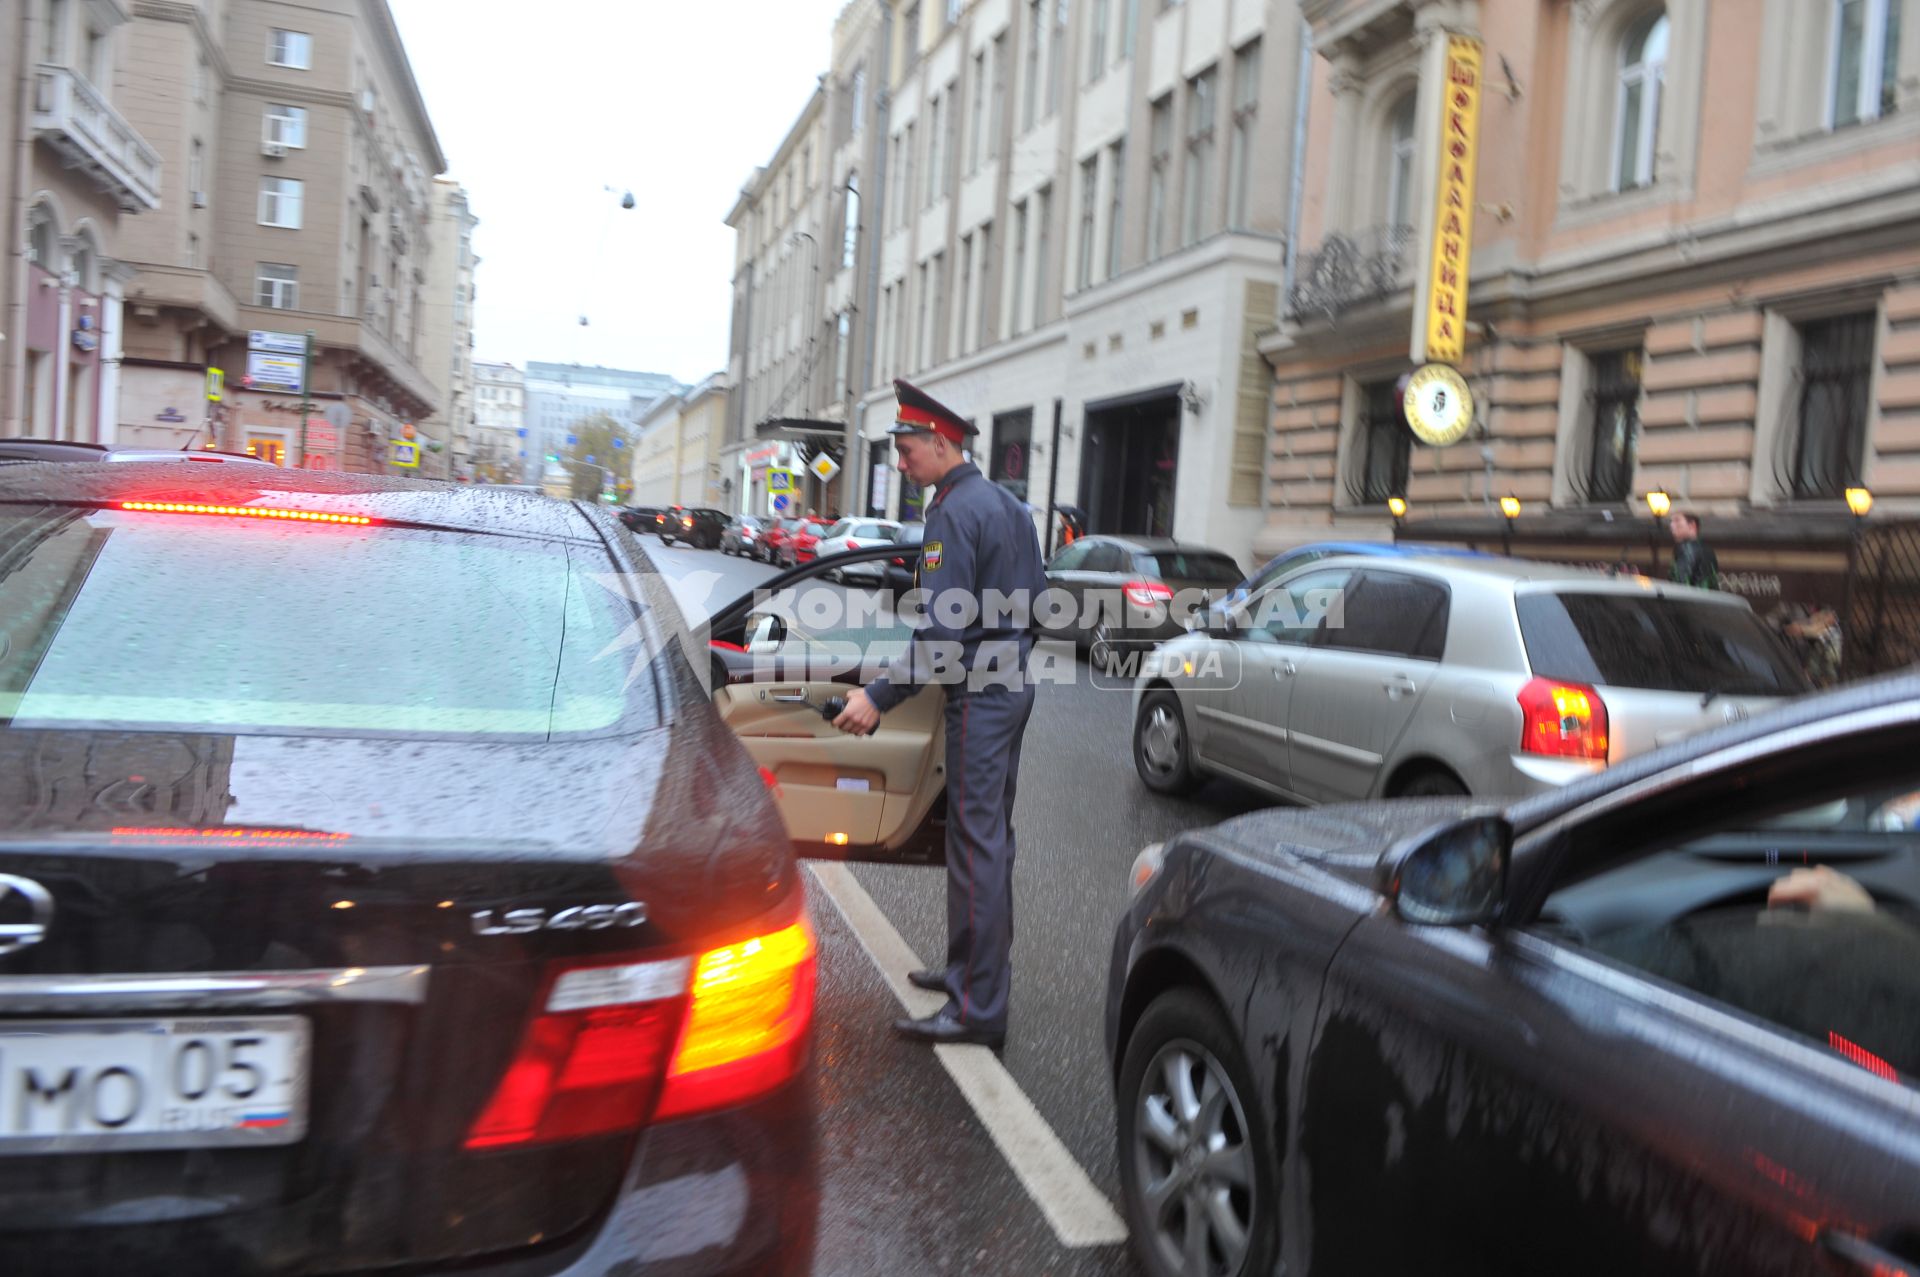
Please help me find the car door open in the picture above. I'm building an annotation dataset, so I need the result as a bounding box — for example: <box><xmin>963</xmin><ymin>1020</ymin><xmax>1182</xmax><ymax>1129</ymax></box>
<box><xmin>705</xmin><ymin>544</ymin><xmax>947</xmax><ymax>864</ymax></box>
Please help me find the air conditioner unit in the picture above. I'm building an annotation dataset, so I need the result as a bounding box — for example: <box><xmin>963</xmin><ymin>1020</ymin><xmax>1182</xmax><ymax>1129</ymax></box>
<box><xmin>191</xmin><ymin>190</ymin><xmax>208</xmax><ymax>208</ymax></box>
<box><xmin>262</xmin><ymin>141</ymin><xmax>288</xmax><ymax>158</ymax></box>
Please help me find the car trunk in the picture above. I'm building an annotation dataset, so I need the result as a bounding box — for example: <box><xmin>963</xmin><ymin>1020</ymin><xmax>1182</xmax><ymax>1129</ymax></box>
<box><xmin>0</xmin><ymin>835</ymin><xmax>691</xmax><ymax>1275</ymax></box>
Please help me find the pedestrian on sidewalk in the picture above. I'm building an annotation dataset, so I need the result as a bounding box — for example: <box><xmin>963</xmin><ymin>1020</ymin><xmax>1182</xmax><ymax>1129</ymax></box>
<box><xmin>832</xmin><ymin>378</ymin><xmax>1048</xmax><ymax>1051</ymax></box>
<box><xmin>1669</xmin><ymin>509</ymin><xmax>1720</xmax><ymax>590</ymax></box>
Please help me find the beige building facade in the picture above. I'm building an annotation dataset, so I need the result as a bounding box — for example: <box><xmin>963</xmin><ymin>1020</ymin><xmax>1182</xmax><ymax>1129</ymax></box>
<box><xmin>1261</xmin><ymin>0</ymin><xmax>1920</xmax><ymax>613</ymax></box>
<box><xmin>419</xmin><ymin>178</ymin><xmax>479</xmax><ymax>478</ymax></box>
<box><xmin>471</xmin><ymin>358</ymin><xmax>523</xmax><ymax>482</ymax></box>
<box><xmin>3</xmin><ymin>0</ymin><xmax>164</xmax><ymax>442</ymax></box>
<box><xmin>632</xmin><ymin>374</ymin><xmax>731</xmax><ymax>508</ymax></box>
<box><xmin>106</xmin><ymin>0</ymin><xmax>448</xmax><ymax>472</ymax></box>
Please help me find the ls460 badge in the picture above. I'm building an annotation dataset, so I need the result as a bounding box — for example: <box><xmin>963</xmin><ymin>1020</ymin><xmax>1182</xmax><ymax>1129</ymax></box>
<box><xmin>470</xmin><ymin>902</ymin><xmax>648</xmax><ymax>936</ymax></box>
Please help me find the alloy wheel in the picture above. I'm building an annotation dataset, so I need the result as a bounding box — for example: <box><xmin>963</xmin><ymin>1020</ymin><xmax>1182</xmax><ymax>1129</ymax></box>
<box><xmin>1133</xmin><ymin>1039</ymin><xmax>1256</xmax><ymax>1276</ymax></box>
<box><xmin>1139</xmin><ymin>703</ymin><xmax>1184</xmax><ymax>779</ymax></box>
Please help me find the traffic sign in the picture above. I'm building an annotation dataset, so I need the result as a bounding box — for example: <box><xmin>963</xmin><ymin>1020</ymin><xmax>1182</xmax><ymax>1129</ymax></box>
<box><xmin>808</xmin><ymin>453</ymin><xmax>841</xmax><ymax>484</ymax></box>
<box><xmin>766</xmin><ymin>468</ymin><xmax>798</xmax><ymax>493</ymax></box>
<box><xmin>391</xmin><ymin>442</ymin><xmax>421</xmax><ymax>468</ymax></box>
<box><xmin>205</xmin><ymin>367</ymin><xmax>224</xmax><ymax>402</ymax></box>
<box><xmin>770</xmin><ymin>492</ymin><xmax>791</xmax><ymax>516</ymax></box>
<box><xmin>249</xmin><ymin>330</ymin><xmax>307</xmax><ymax>356</ymax></box>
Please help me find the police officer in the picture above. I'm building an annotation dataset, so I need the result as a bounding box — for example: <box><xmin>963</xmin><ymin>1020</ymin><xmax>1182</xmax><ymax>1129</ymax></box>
<box><xmin>833</xmin><ymin>379</ymin><xmax>1047</xmax><ymax>1050</ymax></box>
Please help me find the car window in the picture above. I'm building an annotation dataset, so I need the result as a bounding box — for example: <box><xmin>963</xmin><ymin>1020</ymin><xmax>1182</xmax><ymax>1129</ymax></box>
<box><xmin>0</xmin><ymin>506</ymin><xmax>662</xmax><ymax>739</ymax></box>
<box><xmin>1138</xmin><ymin>551</ymin><xmax>1243</xmax><ymax>585</ymax></box>
<box><xmin>1081</xmin><ymin>543</ymin><xmax>1126</xmax><ymax>574</ymax></box>
<box><xmin>1320</xmin><ymin>571</ymin><xmax>1448</xmax><ymax>659</ymax></box>
<box><xmin>1244</xmin><ymin>550</ymin><xmax>1323</xmax><ymax>596</ymax></box>
<box><xmin>1516</xmin><ymin>591</ymin><xmax>1808</xmax><ymax>695</ymax></box>
<box><xmin>1241</xmin><ymin>568</ymin><xmax>1351</xmax><ymax>646</ymax></box>
<box><xmin>823</xmin><ymin>519</ymin><xmax>853</xmax><ymax>540</ymax></box>
<box><xmin>895</xmin><ymin>523</ymin><xmax>925</xmax><ymax>546</ymax></box>
<box><xmin>1047</xmin><ymin>540</ymin><xmax>1091</xmax><ymax>571</ymax></box>
<box><xmin>855</xmin><ymin>523</ymin><xmax>895</xmax><ymax>540</ymax></box>
<box><xmin>1540</xmin><ymin>773</ymin><xmax>1920</xmax><ymax>1089</ymax></box>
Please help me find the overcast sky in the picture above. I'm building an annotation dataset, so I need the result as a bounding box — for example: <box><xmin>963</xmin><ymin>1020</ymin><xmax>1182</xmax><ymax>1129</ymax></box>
<box><xmin>390</xmin><ymin>0</ymin><xmax>851</xmax><ymax>385</ymax></box>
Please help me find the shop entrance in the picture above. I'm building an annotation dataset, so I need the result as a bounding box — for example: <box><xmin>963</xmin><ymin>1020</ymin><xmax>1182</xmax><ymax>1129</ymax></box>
<box><xmin>1080</xmin><ymin>389</ymin><xmax>1181</xmax><ymax>538</ymax></box>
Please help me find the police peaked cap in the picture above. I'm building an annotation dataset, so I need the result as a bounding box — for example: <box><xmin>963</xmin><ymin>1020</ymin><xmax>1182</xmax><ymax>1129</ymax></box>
<box><xmin>889</xmin><ymin>379</ymin><xmax>978</xmax><ymax>446</ymax></box>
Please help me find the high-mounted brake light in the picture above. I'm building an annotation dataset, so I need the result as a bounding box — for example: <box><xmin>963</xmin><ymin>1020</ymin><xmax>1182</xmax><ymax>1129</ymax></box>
<box><xmin>465</xmin><ymin>911</ymin><xmax>816</xmax><ymax>1149</ymax></box>
<box><xmin>118</xmin><ymin>501</ymin><xmax>372</xmax><ymax>525</ymax></box>
<box><xmin>1122</xmin><ymin>579</ymin><xmax>1176</xmax><ymax>610</ymax></box>
<box><xmin>1517</xmin><ymin>676</ymin><xmax>1610</xmax><ymax>760</ymax></box>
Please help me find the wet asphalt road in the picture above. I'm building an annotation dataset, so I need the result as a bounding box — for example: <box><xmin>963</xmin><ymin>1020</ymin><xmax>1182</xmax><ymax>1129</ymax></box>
<box><xmin>646</xmin><ymin>540</ymin><xmax>1272</xmax><ymax>1276</ymax></box>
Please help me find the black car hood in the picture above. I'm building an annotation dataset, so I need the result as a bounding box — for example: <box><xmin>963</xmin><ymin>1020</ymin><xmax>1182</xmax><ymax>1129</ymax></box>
<box><xmin>1199</xmin><ymin>798</ymin><xmax>1498</xmax><ymax>886</ymax></box>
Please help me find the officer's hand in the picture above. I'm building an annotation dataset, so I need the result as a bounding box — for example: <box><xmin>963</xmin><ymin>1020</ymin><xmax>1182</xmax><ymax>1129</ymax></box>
<box><xmin>1768</xmin><ymin>865</ymin><xmax>1875</xmax><ymax>914</ymax></box>
<box><xmin>833</xmin><ymin>689</ymin><xmax>881</xmax><ymax>737</ymax></box>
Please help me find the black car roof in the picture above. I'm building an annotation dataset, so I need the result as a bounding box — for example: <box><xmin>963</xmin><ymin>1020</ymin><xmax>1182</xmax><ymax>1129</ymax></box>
<box><xmin>0</xmin><ymin>460</ymin><xmax>605</xmax><ymax>542</ymax></box>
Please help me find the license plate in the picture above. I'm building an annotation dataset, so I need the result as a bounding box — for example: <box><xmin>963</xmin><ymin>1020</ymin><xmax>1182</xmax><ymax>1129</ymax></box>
<box><xmin>0</xmin><ymin>1017</ymin><xmax>309</xmax><ymax>1153</ymax></box>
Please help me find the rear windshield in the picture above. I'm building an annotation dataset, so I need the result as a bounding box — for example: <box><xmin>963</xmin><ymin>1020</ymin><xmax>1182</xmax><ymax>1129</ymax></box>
<box><xmin>1515</xmin><ymin>591</ymin><xmax>1809</xmax><ymax>696</ymax></box>
<box><xmin>0</xmin><ymin>505</ymin><xmax>665</xmax><ymax>739</ymax></box>
<box><xmin>1140</xmin><ymin>552</ymin><xmax>1244</xmax><ymax>585</ymax></box>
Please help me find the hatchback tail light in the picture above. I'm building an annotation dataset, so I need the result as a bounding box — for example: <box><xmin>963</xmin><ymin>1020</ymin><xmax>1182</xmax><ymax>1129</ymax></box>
<box><xmin>1517</xmin><ymin>676</ymin><xmax>1609</xmax><ymax>760</ymax></box>
<box><xmin>1122</xmin><ymin>579</ymin><xmax>1175</xmax><ymax>609</ymax></box>
<box><xmin>465</xmin><ymin>911</ymin><xmax>816</xmax><ymax>1149</ymax></box>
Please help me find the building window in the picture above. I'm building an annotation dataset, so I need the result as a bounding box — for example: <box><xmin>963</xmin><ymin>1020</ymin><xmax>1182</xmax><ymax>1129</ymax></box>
<box><xmin>1011</xmin><ymin>199</ymin><xmax>1030</xmax><ymax>335</ymax></box>
<box><xmin>842</xmin><ymin>176</ymin><xmax>860</xmax><ymax>270</ymax></box>
<box><xmin>948</xmin><ymin>0</ymin><xmax>964</xmax><ymax>23</ymax></box>
<box><xmin>256</xmin><ymin>263</ymin><xmax>299</xmax><ymax>309</ymax></box>
<box><xmin>1048</xmin><ymin>0</ymin><xmax>1068</xmax><ymax>116</ymax></box>
<box><xmin>1033</xmin><ymin>185</ymin><xmax>1052</xmax><ymax>324</ymax></box>
<box><xmin>268</xmin><ymin>29</ymin><xmax>311</xmax><ymax>70</ymax></box>
<box><xmin>1614</xmin><ymin>10</ymin><xmax>1669</xmax><ymax>190</ymax></box>
<box><xmin>1585</xmin><ymin>350</ymin><xmax>1643</xmax><ymax>504</ymax></box>
<box><xmin>850</xmin><ymin>64</ymin><xmax>866</xmax><ymax>137</ymax></box>
<box><xmin>1024</xmin><ymin>0</ymin><xmax>1045</xmax><ymax>131</ymax></box>
<box><xmin>258</xmin><ymin>177</ymin><xmax>304</xmax><ymax>228</ymax></box>
<box><xmin>1147</xmin><ymin>95</ymin><xmax>1172</xmax><ymax>261</ymax></box>
<box><xmin>1107</xmin><ymin>141</ymin><xmax>1126</xmax><ymax>278</ymax></box>
<box><xmin>835</xmin><ymin>311</ymin><xmax>853</xmax><ymax>405</ymax></box>
<box><xmin>927</xmin><ymin>93</ymin><xmax>945</xmax><ymax>206</ymax></box>
<box><xmin>970</xmin><ymin>50</ymin><xmax>988</xmax><ymax>171</ymax></box>
<box><xmin>903</xmin><ymin>2</ymin><xmax>922</xmax><ymax>69</ymax></box>
<box><xmin>45</xmin><ymin>0</ymin><xmax>67</xmax><ymax>62</ymax></box>
<box><xmin>1076</xmin><ymin>156</ymin><xmax>1099</xmax><ymax>290</ymax></box>
<box><xmin>1386</xmin><ymin>93</ymin><xmax>1417</xmax><ymax>229</ymax></box>
<box><xmin>189</xmin><ymin>138</ymin><xmax>204</xmax><ymax>196</ymax></box>
<box><xmin>1355</xmin><ymin>378</ymin><xmax>1413</xmax><ymax>505</ymax></box>
<box><xmin>990</xmin><ymin>34</ymin><xmax>1008</xmax><ymax>160</ymax></box>
<box><xmin>1791</xmin><ymin>313</ymin><xmax>1877</xmax><ymax>499</ymax></box>
<box><xmin>1087</xmin><ymin>0</ymin><xmax>1110</xmax><ymax>83</ymax></box>
<box><xmin>946</xmin><ymin>79</ymin><xmax>962</xmax><ymax>196</ymax></box>
<box><xmin>1181</xmin><ymin>67</ymin><xmax>1217</xmax><ymax>248</ymax></box>
<box><xmin>265</xmin><ymin>104</ymin><xmax>308</xmax><ymax>148</ymax></box>
<box><xmin>1119</xmin><ymin>0</ymin><xmax>1138</xmax><ymax>61</ymax></box>
<box><xmin>1227</xmin><ymin>40</ymin><xmax>1260</xmax><ymax>229</ymax></box>
<box><xmin>1831</xmin><ymin>0</ymin><xmax>1902</xmax><ymax>128</ymax></box>
<box><xmin>976</xmin><ymin>221</ymin><xmax>995</xmax><ymax>348</ymax></box>
<box><xmin>187</xmin><ymin>233</ymin><xmax>200</xmax><ymax>268</ymax></box>
<box><xmin>958</xmin><ymin>232</ymin><xmax>975</xmax><ymax>358</ymax></box>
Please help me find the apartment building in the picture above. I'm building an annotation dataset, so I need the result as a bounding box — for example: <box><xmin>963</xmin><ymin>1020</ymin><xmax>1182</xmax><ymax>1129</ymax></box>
<box><xmin>472</xmin><ymin>359</ymin><xmax>524</xmax><ymax>482</ymax></box>
<box><xmin>631</xmin><ymin>375</ymin><xmax>732</xmax><ymax>508</ymax></box>
<box><xmin>1262</xmin><ymin>0</ymin><xmax>1920</xmax><ymax>617</ymax></box>
<box><xmin>522</xmin><ymin>361</ymin><xmax>680</xmax><ymax>483</ymax></box>
<box><xmin>726</xmin><ymin>0</ymin><xmax>1303</xmax><ymax>561</ymax></box>
<box><xmin>419</xmin><ymin>178</ymin><xmax>479</xmax><ymax>478</ymax></box>
<box><xmin>2</xmin><ymin>0</ymin><xmax>163</xmax><ymax>441</ymax></box>
<box><xmin>103</xmin><ymin>0</ymin><xmax>449</xmax><ymax>472</ymax></box>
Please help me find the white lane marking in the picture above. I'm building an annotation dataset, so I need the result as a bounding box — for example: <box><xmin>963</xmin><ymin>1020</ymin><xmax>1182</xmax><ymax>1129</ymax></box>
<box><xmin>807</xmin><ymin>862</ymin><xmax>1130</xmax><ymax>1250</ymax></box>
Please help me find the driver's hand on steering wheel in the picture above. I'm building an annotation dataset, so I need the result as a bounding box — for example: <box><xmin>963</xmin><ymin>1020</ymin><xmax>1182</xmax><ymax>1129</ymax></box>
<box><xmin>1767</xmin><ymin>865</ymin><xmax>1876</xmax><ymax>915</ymax></box>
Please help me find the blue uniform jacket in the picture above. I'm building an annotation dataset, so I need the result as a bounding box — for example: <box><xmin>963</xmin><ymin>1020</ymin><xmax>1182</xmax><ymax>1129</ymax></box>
<box><xmin>866</xmin><ymin>462</ymin><xmax>1049</xmax><ymax>710</ymax></box>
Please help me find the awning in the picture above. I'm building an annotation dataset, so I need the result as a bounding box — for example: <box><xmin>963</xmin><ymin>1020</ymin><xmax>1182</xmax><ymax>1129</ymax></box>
<box><xmin>756</xmin><ymin>416</ymin><xmax>848</xmax><ymax>442</ymax></box>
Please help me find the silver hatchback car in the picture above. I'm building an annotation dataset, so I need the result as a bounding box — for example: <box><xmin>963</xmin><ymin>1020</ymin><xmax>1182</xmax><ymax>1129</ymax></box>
<box><xmin>1130</xmin><ymin>555</ymin><xmax>1812</xmax><ymax>802</ymax></box>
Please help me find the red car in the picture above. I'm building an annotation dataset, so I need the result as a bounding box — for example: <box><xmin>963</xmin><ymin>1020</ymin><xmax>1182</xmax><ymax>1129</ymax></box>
<box><xmin>780</xmin><ymin>517</ymin><xmax>833</xmax><ymax>568</ymax></box>
<box><xmin>758</xmin><ymin>517</ymin><xmax>803</xmax><ymax>564</ymax></box>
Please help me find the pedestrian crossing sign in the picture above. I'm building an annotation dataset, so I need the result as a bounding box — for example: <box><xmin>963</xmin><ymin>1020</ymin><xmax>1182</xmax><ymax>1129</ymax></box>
<box><xmin>391</xmin><ymin>441</ymin><xmax>420</xmax><ymax>468</ymax></box>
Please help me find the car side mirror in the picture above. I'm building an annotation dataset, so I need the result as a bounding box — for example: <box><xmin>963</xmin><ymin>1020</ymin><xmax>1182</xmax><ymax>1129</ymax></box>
<box><xmin>1376</xmin><ymin>815</ymin><xmax>1511</xmax><ymax>927</ymax></box>
<box><xmin>747</xmin><ymin>613</ymin><xmax>787</xmax><ymax>653</ymax></box>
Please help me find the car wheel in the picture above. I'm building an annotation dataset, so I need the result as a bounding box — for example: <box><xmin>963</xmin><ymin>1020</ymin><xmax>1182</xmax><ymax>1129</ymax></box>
<box><xmin>1118</xmin><ymin>989</ymin><xmax>1278</xmax><ymax>1277</ymax></box>
<box><xmin>660</xmin><ymin>535</ymin><xmax>675</xmax><ymax>547</ymax></box>
<box><xmin>1089</xmin><ymin>622</ymin><xmax>1119</xmax><ymax>673</ymax></box>
<box><xmin>1393</xmin><ymin>766</ymin><xmax>1469</xmax><ymax>798</ymax></box>
<box><xmin>1134</xmin><ymin>691</ymin><xmax>1198</xmax><ymax>795</ymax></box>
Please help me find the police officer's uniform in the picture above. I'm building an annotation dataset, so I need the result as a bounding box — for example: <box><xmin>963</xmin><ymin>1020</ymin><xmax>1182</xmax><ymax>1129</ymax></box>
<box><xmin>865</xmin><ymin>380</ymin><xmax>1047</xmax><ymax>1048</ymax></box>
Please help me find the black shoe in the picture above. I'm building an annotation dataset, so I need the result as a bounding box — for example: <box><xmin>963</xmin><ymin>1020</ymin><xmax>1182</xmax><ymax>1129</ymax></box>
<box><xmin>907</xmin><ymin>968</ymin><xmax>947</xmax><ymax>992</ymax></box>
<box><xmin>892</xmin><ymin>1006</ymin><xmax>1005</xmax><ymax>1050</ymax></box>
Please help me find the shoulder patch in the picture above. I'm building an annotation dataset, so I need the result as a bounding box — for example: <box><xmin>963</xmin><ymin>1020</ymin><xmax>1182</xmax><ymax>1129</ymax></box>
<box><xmin>923</xmin><ymin>541</ymin><xmax>944</xmax><ymax>570</ymax></box>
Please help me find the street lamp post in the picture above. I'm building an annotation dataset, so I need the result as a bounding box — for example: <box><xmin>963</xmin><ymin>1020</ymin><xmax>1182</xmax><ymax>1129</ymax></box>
<box><xmin>1645</xmin><ymin>489</ymin><xmax>1671</xmax><ymax>577</ymax></box>
<box><xmin>1387</xmin><ymin>495</ymin><xmax>1408</xmax><ymax>542</ymax></box>
<box><xmin>1841</xmin><ymin>486</ymin><xmax>1874</xmax><ymax>678</ymax></box>
<box><xmin>1499</xmin><ymin>494</ymin><xmax>1521</xmax><ymax>557</ymax></box>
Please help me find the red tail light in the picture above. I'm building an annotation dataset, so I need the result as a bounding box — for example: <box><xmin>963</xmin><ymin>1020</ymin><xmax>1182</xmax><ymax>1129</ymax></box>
<box><xmin>465</xmin><ymin>910</ymin><xmax>816</xmax><ymax>1149</ymax></box>
<box><xmin>1122</xmin><ymin>579</ymin><xmax>1175</xmax><ymax>609</ymax></box>
<box><xmin>118</xmin><ymin>500</ymin><xmax>373</xmax><ymax>525</ymax></box>
<box><xmin>1517</xmin><ymin>677</ymin><xmax>1609</xmax><ymax>760</ymax></box>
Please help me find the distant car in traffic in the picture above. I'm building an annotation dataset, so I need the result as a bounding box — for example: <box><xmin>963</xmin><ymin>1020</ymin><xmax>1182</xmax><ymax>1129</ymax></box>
<box><xmin>757</xmin><ymin>517</ymin><xmax>805</xmax><ymax>564</ymax></box>
<box><xmin>778</xmin><ymin>516</ymin><xmax>834</xmax><ymax>569</ymax></box>
<box><xmin>1207</xmin><ymin>538</ymin><xmax>1493</xmax><ymax>624</ymax></box>
<box><xmin>881</xmin><ymin>522</ymin><xmax>925</xmax><ymax>596</ymax></box>
<box><xmin>1132</xmin><ymin>555</ymin><xmax>1811</xmax><ymax>804</ymax></box>
<box><xmin>617</xmin><ymin>504</ymin><xmax>665</xmax><ymax>533</ymax></box>
<box><xmin>659</xmin><ymin>505</ymin><xmax>728</xmax><ymax>549</ymax></box>
<box><xmin>1042</xmin><ymin>535</ymin><xmax>1244</xmax><ymax>668</ymax></box>
<box><xmin>1108</xmin><ymin>672</ymin><xmax>1920</xmax><ymax>1277</ymax></box>
<box><xmin>721</xmin><ymin>513</ymin><xmax>767</xmax><ymax>556</ymax></box>
<box><xmin>815</xmin><ymin>518</ymin><xmax>902</xmax><ymax>582</ymax></box>
<box><xmin>0</xmin><ymin>438</ymin><xmax>274</xmax><ymax>465</ymax></box>
<box><xmin>0</xmin><ymin>462</ymin><xmax>958</xmax><ymax>1275</ymax></box>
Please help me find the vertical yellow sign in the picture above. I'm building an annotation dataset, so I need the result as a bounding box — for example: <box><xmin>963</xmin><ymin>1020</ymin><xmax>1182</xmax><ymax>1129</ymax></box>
<box><xmin>1424</xmin><ymin>36</ymin><xmax>1484</xmax><ymax>367</ymax></box>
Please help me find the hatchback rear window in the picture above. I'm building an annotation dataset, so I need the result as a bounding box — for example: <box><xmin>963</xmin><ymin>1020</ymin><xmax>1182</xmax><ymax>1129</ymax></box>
<box><xmin>1140</xmin><ymin>552</ymin><xmax>1243</xmax><ymax>585</ymax></box>
<box><xmin>1516</xmin><ymin>591</ymin><xmax>1808</xmax><ymax>695</ymax></box>
<box><xmin>0</xmin><ymin>506</ymin><xmax>665</xmax><ymax>739</ymax></box>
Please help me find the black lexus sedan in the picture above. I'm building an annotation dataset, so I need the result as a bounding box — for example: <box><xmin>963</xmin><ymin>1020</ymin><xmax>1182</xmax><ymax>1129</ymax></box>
<box><xmin>0</xmin><ymin>463</ymin><xmax>948</xmax><ymax>1275</ymax></box>
<box><xmin>1108</xmin><ymin>673</ymin><xmax>1920</xmax><ymax>1277</ymax></box>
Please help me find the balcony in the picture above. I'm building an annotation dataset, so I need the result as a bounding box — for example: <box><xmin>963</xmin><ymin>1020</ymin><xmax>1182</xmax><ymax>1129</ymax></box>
<box><xmin>32</xmin><ymin>64</ymin><xmax>161</xmax><ymax>212</ymax></box>
<box><xmin>1286</xmin><ymin>224</ymin><xmax>1415</xmax><ymax>324</ymax></box>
